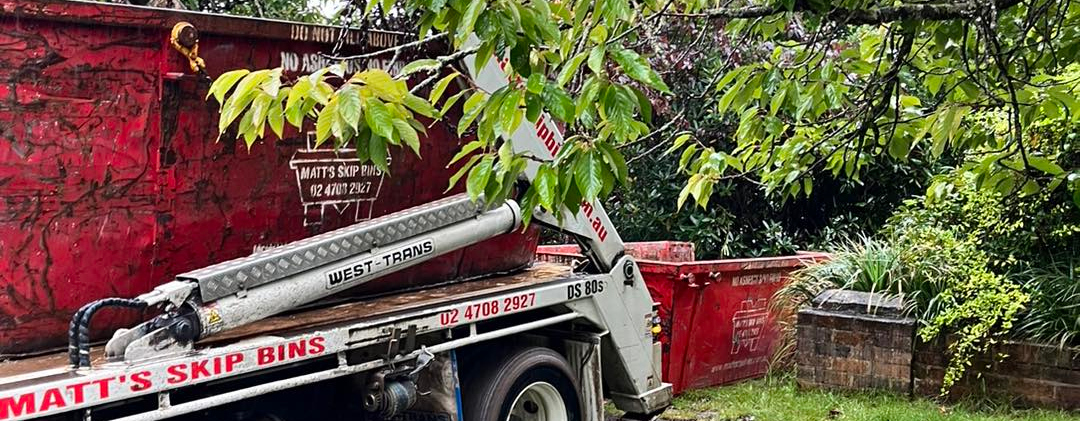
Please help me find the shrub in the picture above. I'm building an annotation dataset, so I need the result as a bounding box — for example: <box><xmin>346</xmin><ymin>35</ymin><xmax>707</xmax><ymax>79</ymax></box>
<box><xmin>885</xmin><ymin>197</ymin><xmax>1030</xmax><ymax>394</ymax></box>
<box><xmin>1014</xmin><ymin>260</ymin><xmax>1080</xmax><ymax>348</ymax></box>
<box><xmin>774</xmin><ymin>236</ymin><xmax>906</xmax><ymax>310</ymax></box>
<box><xmin>779</xmin><ymin>201</ymin><xmax>1031</xmax><ymax>394</ymax></box>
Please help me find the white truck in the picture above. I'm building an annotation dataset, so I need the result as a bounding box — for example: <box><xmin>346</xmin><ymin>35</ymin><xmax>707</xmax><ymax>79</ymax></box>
<box><xmin>0</xmin><ymin>11</ymin><xmax>673</xmax><ymax>421</ymax></box>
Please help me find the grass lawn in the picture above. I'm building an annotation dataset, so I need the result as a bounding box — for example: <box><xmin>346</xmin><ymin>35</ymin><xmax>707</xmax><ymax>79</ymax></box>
<box><xmin>645</xmin><ymin>377</ymin><xmax>1078</xmax><ymax>421</ymax></box>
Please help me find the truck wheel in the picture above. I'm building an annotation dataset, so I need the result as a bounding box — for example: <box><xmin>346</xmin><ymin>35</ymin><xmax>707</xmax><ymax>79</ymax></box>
<box><xmin>463</xmin><ymin>347</ymin><xmax>583</xmax><ymax>421</ymax></box>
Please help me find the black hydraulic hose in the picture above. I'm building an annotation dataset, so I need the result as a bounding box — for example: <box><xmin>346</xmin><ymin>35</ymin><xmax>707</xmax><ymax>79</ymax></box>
<box><xmin>68</xmin><ymin>298</ymin><xmax>148</xmax><ymax>368</ymax></box>
<box><xmin>67</xmin><ymin>306</ymin><xmax>90</xmax><ymax>368</ymax></box>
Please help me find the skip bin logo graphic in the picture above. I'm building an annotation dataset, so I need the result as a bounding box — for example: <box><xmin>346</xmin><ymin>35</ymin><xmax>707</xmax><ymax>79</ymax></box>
<box><xmin>731</xmin><ymin>298</ymin><xmax>768</xmax><ymax>354</ymax></box>
<box><xmin>289</xmin><ymin>133</ymin><xmax>386</xmax><ymax>227</ymax></box>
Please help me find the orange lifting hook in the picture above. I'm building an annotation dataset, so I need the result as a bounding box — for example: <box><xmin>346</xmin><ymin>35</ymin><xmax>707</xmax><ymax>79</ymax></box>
<box><xmin>170</xmin><ymin>22</ymin><xmax>207</xmax><ymax>74</ymax></box>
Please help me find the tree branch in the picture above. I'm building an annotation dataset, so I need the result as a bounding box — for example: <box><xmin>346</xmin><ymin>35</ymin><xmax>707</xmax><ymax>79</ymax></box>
<box><xmin>664</xmin><ymin>0</ymin><xmax>1022</xmax><ymax>25</ymax></box>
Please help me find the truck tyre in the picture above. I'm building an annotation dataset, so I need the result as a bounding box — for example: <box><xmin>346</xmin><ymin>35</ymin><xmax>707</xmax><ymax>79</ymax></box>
<box><xmin>462</xmin><ymin>346</ymin><xmax>583</xmax><ymax>421</ymax></box>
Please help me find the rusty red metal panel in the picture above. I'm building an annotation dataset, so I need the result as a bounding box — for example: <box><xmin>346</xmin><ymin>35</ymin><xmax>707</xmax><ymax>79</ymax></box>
<box><xmin>537</xmin><ymin>243</ymin><xmax>827</xmax><ymax>394</ymax></box>
<box><xmin>0</xmin><ymin>0</ymin><xmax>537</xmax><ymax>356</ymax></box>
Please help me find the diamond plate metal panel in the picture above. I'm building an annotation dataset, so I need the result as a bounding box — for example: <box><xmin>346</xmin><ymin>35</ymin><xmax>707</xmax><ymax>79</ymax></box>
<box><xmin>181</xmin><ymin>194</ymin><xmax>485</xmax><ymax>302</ymax></box>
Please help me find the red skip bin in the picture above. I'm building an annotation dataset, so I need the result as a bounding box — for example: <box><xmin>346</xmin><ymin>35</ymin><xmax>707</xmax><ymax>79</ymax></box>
<box><xmin>537</xmin><ymin>241</ymin><xmax>826</xmax><ymax>394</ymax></box>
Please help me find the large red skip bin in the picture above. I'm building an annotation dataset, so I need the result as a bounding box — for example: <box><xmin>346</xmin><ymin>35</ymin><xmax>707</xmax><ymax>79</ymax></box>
<box><xmin>0</xmin><ymin>1</ymin><xmax>537</xmax><ymax>356</ymax></box>
<box><xmin>538</xmin><ymin>242</ymin><xmax>825</xmax><ymax>394</ymax></box>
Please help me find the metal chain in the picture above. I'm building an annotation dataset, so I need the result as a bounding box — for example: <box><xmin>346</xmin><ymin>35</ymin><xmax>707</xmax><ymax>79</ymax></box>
<box><xmin>330</xmin><ymin>1</ymin><xmax>360</xmax><ymax>58</ymax></box>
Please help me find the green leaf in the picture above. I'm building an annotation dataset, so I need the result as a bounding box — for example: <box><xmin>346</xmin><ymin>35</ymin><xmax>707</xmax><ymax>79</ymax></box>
<box><xmin>497</xmin><ymin>89</ymin><xmax>523</xmax><ymax>136</ymax></box>
<box><xmin>542</xmin><ymin>84</ymin><xmax>575</xmax><ymax>122</ymax></box>
<box><xmin>576</xmin><ymin>77</ymin><xmax>602</xmax><ymax>119</ymax></box>
<box><xmin>769</xmin><ymin>86</ymin><xmax>787</xmax><ymax>117</ymax></box>
<box><xmin>310</xmin><ymin>81</ymin><xmax>335</xmax><ymax>105</ymax></box>
<box><xmin>268</xmin><ymin>99</ymin><xmax>285</xmax><ymax>138</ymax></box>
<box><xmin>888</xmin><ymin>136</ymin><xmax>911</xmax><ymax>159</ymax></box>
<box><xmin>364</xmin><ymin>98</ymin><xmax>395</xmax><ymax>140</ymax></box>
<box><xmin>573</xmin><ymin>149</ymin><xmax>604</xmax><ymax>200</ymax></box>
<box><xmin>926</xmin><ymin>74</ymin><xmax>945</xmax><ymax>96</ymax></box>
<box><xmin>338</xmin><ymin>85</ymin><xmax>363</xmax><ymax>131</ymax></box>
<box><xmin>394</xmin><ymin>119</ymin><xmax>421</xmax><ymax>156</ymax></box>
<box><xmin>456</xmin><ymin>0</ymin><xmax>486</xmax><ymax>47</ymax></box>
<box><xmin>630</xmin><ymin>86</ymin><xmax>653</xmax><ymax>125</ymax></box>
<box><xmin>596</xmin><ymin>141</ymin><xmax>628</xmax><ymax>184</ymax></box>
<box><xmin>587</xmin><ymin>45</ymin><xmax>606</xmax><ymax>74</ymax></box>
<box><xmin>679</xmin><ymin>144</ymin><xmax>697</xmax><ymax>170</ymax></box>
<box><xmin>534</xmin><ymin>165</ymin><xmax>557</xmax><ymax>210</ymax></box>
<box><xmin>402</xmin><ymin>58</ymin><xmax>441</xmax><ymax>75</ymax></box>
<box><xmin>261</xmin><ymin>69</ymin><xmax>283</xmax><ymax>98</ymax></box>
<box><xmin>440</xmin><ymin>90</ymin><xmax>467</xmax><ymax>117</ymax></box>
<box><xmin>232</xmin><ymin>69</ymin><xmax>271</xmax><ymax>101</ymax></box>
<box><xmin>678</xmin><ymin>174</ymin><xmax>702</xmax><ymax>210</ymax></box>
<box><xmin>249</xmin><ymin>94</ymin><xmax>273</xmax><ymax>133</ymax></box>
<box><xmin>370</xmin><ymin>134</ymin><xmax>390</xmax><ymax>174</ymax></box>
<box><xmin>466</xmin><ymin>155</ymin><xmax>495</xmax><ymax>201</ymax></box>
<box><xmin>459</xmin><ymin>92</ymin><xmax>488</xmax><ymax>136</ymax></box>
<box><xmin>404</xmin><ymin>93</ymin><xmax>438</xmax><ymax>118</ymax></box>
<box><xmin>354</xmin><ymin>69</ymin><xmax>407</xmax><ymax>102</ymax></box>
<box><xmin>450</xmin><ymin>140</ymin><xmax>485</xmax><ymax>165</ymax></box>
<box><xmin>285</xmin><ymin>102</ymin><xmax>304</xmax><ymax>128</ymax></box>
<box><xmin>1028</xmin><ymin>156</ymin><xmax>1064</xmax><ymax>175</ymax></box>
<box><xmin>430</xmin><ymin>72</ymin><xmax>461</xmax><ymax>103</ymax></box>
<box><xmin>556</xmin><ymin>52</ymin><xmax>587</xmax><ymax>88</ymax></box>
<box><xmin>608</xmin><ymin>47</ymin><xmax>670</xmax><ymax>93</ymax></box>
<box><xmin>665</xmin><ymin>132</ymin><xmax>692</xmax><ymax>155</ymax></box>
<box><xmin>474</xmin><ymin>41</ymin><xmax>495</xmax><ymax>75</ymax></box>
<box><xmin>588</xmin><ymin>25</ymin><xmax>608</xmax><ymax>44</ymax></box>
<box><xmin>1021</xmin><ymin>179</ymin><xmax>1040</xmax><ymax>196</ymax></box>
<box><xmin>447</xmin><ymin>155</ymin><xmax>481</xmax><ymax>193</ymax></box>
<box><xmin>526</xmin><ymin>93</ymin><xmax>542</xmax><ymax>122</ymax></box>
<box><xmin>315</xmin><ymin>101</ymin><xmax>337</xmax><ymax>148</ymax></box>
<box><xmin>714</xmin><ymin>67</ymin><xmax>744</xmax><ymax>92</ymax></box>
<box><xmin>526</xmin><ymin>74</ymin><xmax>544</xmax><ymax>94</ymax></box>
<box><xmin>207</xmin><ymin>69</ymin><xmax>250</xmax><ymax>104</ymax></box>
<box><xmin>286</xmin><ymin>78</ymin><xmax>312</xmax><ymax>114</ymax></box>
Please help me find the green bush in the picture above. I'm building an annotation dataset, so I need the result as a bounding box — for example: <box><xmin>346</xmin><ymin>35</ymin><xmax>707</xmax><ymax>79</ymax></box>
<box><xmin>775</xmin><ymin>237</ymin><xmax>906</xmax><ymax>309</ymax></box>
<box><xmin>1014</xmin><ymin>261</ymin><xmax>1080</xmax><ymax>348</ymax></box>
<box><xmin>780</xmin><ymin>178</ymin><xmax>1036</xmax><ymax>394</ymax></box>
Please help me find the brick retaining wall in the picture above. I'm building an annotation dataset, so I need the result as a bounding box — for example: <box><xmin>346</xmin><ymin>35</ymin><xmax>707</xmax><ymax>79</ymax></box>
<box><xmin>795</xmin><ymin>290</ymin><xmax>915</xmax><ymax>395</ymax></box>
<box><xmin>915</xmin><ymin>338</ymin><xmax>1080</xmax><ymax>409</ymax></box>
<box><xmin>796</xmin><ymin>289</ymin><xmax>1080</xmax><ymax>410</ymax></box>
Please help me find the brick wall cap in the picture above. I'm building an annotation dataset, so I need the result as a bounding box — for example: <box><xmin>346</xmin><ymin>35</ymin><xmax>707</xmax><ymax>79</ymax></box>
<box><xmin>798</xmin><ymin>307</ymin><xmax>916</xmax><ymax>326</ymax></box>
<box><xmin>813</xmin><ymin>289</ymin><xmax>907</xmax><ymax>317</ymax></box>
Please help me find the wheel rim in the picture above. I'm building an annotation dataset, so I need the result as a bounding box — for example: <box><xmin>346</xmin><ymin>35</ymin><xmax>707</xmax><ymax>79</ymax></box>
<box><xmin>506</xmin><ymin>381</ymin><xmax>568</xmax><ymax>421</ymax></box>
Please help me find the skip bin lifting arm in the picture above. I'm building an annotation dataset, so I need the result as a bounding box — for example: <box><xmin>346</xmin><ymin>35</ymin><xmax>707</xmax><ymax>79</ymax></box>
<box><xmin>83</xmin><ymin>196</ymin><xmax>521</xmax><ymax>366</ymax></box>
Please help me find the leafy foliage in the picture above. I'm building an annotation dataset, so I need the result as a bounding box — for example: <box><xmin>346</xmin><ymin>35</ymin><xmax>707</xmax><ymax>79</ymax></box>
<box><xmin>664</xmin><ymin>1</ymin><xmax>1080</xmax><ymax>210</ymax></box>
<box><xmin>1014</xmin><ymin>260</ymin><xmax>1080</xmax><ymax>348</ymax></box>
<box><xmin>888</xmin><ymin>222</ymin><xmax>1029</xmax><ymax>394</ymax></box>
<box><xmin>177</xmin><ymin>0</ymin><xmax>327</xmax><ymax>22</ymax></box>
<box><xmin>211</xmin><ymin>0</ymin><xmax>688</xmax><ymax>224</ymax></box>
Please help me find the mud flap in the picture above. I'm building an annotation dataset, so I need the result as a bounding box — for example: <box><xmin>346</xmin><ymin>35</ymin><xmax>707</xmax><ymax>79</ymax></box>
<box><xmin>566</xmin><ymin>334</ymin><xmax>605</xmax><ymax>421</ymax></box>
